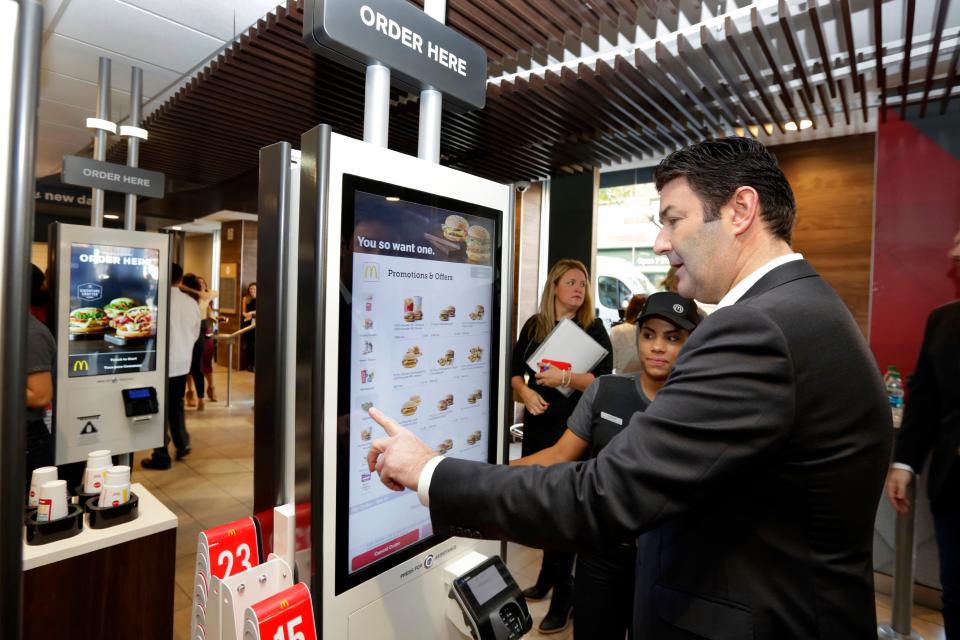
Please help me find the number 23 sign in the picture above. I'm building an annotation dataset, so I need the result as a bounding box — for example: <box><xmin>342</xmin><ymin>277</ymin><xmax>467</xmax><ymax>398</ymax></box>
<box><xmin>200</xmin><ymin>516</ymin><xmax>262</xmax><ymax>580</ymax></box>
<box><xmin>245</xmin><ymin>582</ymin><xmax>317</xmax><ymax>640</ymax></box>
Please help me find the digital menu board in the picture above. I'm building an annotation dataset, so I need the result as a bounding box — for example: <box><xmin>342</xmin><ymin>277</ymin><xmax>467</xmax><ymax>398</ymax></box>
<box><xmin>336</xmin><ymin>175</ymin><xmax>501</xmax><ymax>594</ymax></box>
<box><xmin>66</xmin><ymin>243</ymin><xmax>161</xmax><ymax>377</ymax></box>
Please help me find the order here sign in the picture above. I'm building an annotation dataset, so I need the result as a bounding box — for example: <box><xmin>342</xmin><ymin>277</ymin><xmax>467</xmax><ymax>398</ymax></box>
<box><xmin>61</xmin><ymin>156</ymin><xmax>165</xmax><ymax>198</ymax></box>
<box><xmin>303</xmin><ymin>0</ymin><xmax>487</xmax><ymax>112</ymax></box>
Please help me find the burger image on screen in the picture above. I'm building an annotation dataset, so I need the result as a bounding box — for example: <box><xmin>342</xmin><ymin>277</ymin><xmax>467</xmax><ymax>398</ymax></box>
<box><xmin>69</xmin><ymin>307</ymin><xmax>109</xmax><ymax>334</ymax></box>
<box><xmin>113</xmin><ymin>305</ymin><xmax>156</xmax><ymax>339</ymax></box>
<box><xmin>466</xmin><ymin>225</ymin><xmax>491</xmax><ymax>264</ymax></box>
<box><xmin>441</xmin><ymin>215</ymin><xmax>468</xmax><ymax>243</ymax></box>
<box><xmin>400</xmin><ymin>400</ymin><xmax>418</xmax><ymax>417</ymax></box>
<box><xmin>401</xmin><ymin>354</ymin><xmax>419</xmax><ymax>368</ymax></box>
<box><xmin>104</xmin><ymin>297</ymin><xmax>138</xmax><ymax>325</ymax></box>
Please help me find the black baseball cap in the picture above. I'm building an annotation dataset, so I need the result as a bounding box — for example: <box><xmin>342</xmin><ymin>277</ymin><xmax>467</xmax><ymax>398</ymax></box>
<box><xmin>636</xmin><ymin>292</ymin><xmax>700</xmax><ymax>331</ymax></box>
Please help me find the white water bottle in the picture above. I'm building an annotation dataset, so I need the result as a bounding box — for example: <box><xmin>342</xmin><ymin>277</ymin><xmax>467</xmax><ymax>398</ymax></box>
<box><xmin>884</xmin><ymin>365</ymin><xmax>905</xmax><ymax>429</ymax></box>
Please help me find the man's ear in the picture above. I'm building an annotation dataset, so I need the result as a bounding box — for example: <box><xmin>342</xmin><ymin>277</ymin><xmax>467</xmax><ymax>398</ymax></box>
<box><xmin>728</xmin><ymin>186</ymin><xmax>760</xmax><ymax>237</ymax></box>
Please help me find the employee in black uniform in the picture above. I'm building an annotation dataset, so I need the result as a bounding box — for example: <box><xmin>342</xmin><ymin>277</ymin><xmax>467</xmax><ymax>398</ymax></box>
<box><xmin>513</xmin><ymin>292</ymin><xmax>700</xmax><ymax>639</ymax></box>
<box><xmin>511</xmin><ymin>258</ymin><xmax>613</xmax><ymax>634</ymax></box>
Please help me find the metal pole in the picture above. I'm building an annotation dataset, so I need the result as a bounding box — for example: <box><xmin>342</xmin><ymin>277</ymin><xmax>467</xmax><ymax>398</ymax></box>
<box><xmin>227</xmin><ymin>341</ymin><xmax>233</xmax><ymax>408</ymax></box>
<box><xmin>363</xmin><ymin>64</ymin><xmax>390</xmax><ymax>148</ymax></box>
<box><xmin>90</xmin><ymin>56</ymin><xmax>110</xmax><ymax>227</ymax></box>
<box><xmin>878</xmin><ymin>480</ymin><xmax>923</xmax><ymax>640</ymax></box>
<box><xmin>123</xmin><ymin>66</ymin><xmax>142</xmax><ymax>231</ymax></box>
<box><xmin>418</xmin><ymin>0</ymin><xmax>445</xmax><ymax>163</ymax></box>
<box><xmin>2</xmin><ymin>2</ymin><xmax>42</xmax><ymax>637</ymax></box>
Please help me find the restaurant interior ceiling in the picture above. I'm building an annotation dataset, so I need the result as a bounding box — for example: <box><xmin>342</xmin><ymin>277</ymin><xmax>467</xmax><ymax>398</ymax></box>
<box><xmin>36</xmin><ymin>0</ymin><xmax>960</xmax><ymax>211</ymax></box>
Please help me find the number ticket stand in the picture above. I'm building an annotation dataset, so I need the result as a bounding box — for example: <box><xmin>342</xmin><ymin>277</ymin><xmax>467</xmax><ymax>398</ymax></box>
<box><xmin>244</xmin><ymin>583</ymin><xmax>317</xmax><ymax>640</ymax></box>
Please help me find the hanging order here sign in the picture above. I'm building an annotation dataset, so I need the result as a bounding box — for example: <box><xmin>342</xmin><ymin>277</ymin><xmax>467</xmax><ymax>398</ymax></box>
<box><xmin>302</xmin><ymin>0</ymin><xmax>487</xmax><ymax>112</ymax></box>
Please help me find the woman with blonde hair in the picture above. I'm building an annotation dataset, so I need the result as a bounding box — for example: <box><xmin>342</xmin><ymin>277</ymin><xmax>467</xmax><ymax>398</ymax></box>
<box><xmin>510</xmin><ymin>258</ymin><xmax>613</xmax><ymax>634</ymax></box>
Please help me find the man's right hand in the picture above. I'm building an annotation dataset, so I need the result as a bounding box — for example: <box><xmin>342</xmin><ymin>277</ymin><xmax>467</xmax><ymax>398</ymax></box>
<box><xmin>885</xmin><ymin>468</ymin><xmax>913</xmax><ymax>514</ymax></box>
<box><xmin>520</xmin><ymin>387</ymin><xmax>549</xmax><ymax>415</ymax></box>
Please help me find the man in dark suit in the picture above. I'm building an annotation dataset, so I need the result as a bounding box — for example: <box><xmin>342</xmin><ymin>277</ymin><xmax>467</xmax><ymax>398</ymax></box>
<box><xmin>368</xmin><ymin>138</ymin><xmax>891</xmax><ymax>638</ymax></box>
<box><xmin>886</xmin><ymin>226</ymin><xmax>960</xmax><ymax>639</ymax></box>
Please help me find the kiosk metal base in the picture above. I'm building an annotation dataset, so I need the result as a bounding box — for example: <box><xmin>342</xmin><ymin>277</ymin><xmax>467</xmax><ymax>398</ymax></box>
<box><xmin>878</xmin><ymin>623</ymin><xmax>923</xmax><ymax>639</ymax></box>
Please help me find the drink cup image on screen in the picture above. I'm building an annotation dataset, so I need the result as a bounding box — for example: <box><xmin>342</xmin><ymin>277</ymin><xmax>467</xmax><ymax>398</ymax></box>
<box><xmin>338</xmin><ymin>175</ymin><xmax>500</xmax><ymax>590</ymax></box>
<box><xmin>67</xmin><ymin>243</ymin><xmax>161</xmax><ymax>377</ymax></box>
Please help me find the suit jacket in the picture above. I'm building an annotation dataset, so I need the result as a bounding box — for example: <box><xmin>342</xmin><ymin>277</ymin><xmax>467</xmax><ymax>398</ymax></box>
<box><xmin>894</xmin><ymin>300</ymin><xmax>960</xmax><ymax>504</ymax></box>
<box><xmin>429</xmin><ymin>260</ymin><xmax>891</xmax><ymax>639</ymax></box>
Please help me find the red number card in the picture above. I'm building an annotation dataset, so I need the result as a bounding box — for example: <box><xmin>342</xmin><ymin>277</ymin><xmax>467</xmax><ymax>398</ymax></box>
<box><xmin>247</xmin><ymin>582</ymin><xmax>316</xmax><ymax>640</ymax></box>
<box><xmin>201</xmin><ymin>516</ymin><xmax>262</xmax><ymax>580</ymax></box>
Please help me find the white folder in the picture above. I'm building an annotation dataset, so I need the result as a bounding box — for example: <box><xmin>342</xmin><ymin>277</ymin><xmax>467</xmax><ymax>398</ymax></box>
<box><xmin>525</xmin><ymin>319</ymin><xmax>609</xmax><ymax>397</ymax></box>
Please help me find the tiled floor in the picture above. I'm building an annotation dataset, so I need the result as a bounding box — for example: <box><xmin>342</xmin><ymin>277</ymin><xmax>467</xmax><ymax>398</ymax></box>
<box><xmin>141</xmin><ymin>365</ymin><xmax>947</xmax><ymax>640</ymax></box>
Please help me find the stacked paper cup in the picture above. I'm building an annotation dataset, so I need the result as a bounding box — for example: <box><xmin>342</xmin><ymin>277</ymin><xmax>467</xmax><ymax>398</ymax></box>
<box><xmin>99</xmin><ymin>465</ymin><xmax>131</xmax><ymax>508</ymax></box>
<box><xmin>28</xmin><ymin>466</ymin><xmax>57</xmax><ymax>508</ymax></box>
<box><xmin>37</xmin><ymin>480</ymin><xmax>69</xmax><ymax>522</ymax></box>
<box><xmin>83</xmin><ymin>449</ymin><xmax>113</xmax><ymax>494</ymax></box>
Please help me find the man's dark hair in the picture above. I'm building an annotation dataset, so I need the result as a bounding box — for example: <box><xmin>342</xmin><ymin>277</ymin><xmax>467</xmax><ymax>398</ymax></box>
<box><xmin>654</xmin><ymin>137</ymin><xmax>797</xmax><ymax>243</ymax></box>
<box><xmin>171</xmin><ymin>262</ymin><xmax>184</xmax><ymax>284</ymax></box>
<box><xmin>181</xmin><ymin>273</ymin><xmax>201</xmax><ymax>301</ymax></box>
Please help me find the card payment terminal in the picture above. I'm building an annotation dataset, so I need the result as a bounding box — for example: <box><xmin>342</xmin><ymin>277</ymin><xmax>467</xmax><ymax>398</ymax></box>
<box><xmin>449</xmin><ymin>555</ymin><xmax>532</xmax><ymax>640</ymax></box>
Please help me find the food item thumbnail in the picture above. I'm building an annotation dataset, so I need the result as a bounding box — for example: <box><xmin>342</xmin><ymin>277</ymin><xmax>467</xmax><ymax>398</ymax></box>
<box><xmin>442</xmin><ymin>215</ymin><xmax>468</xmax><ymax>243</ymax></box>
<box><xmin>360</xmin><ymin>429</ymin><xmax>371</xmax><ymax>441</ymax></box>
<box><xmin>466</xmin><ymin>225</ymin><xmax>491</xmax><ymax>264</ymax></box>
<box><xmin>436</xmin><ymin>438</ymin><xmax>454</xmax><ymax>454</ymax></box>
<box><xmin>69</xmin><ymin>307</ymin><xmax>109</xmax><ymax>334</ymax></box>
<box><xmin>467</xmin><ymin>430</ymin><xmax>483</xmax><ymax>445</ymax></box>
<box><xmin>113</xmin><ymin>306</ymin><xmax>156</xmax><ymax>339</ymax></box>
<box><xmin>437</xmin><ymin>349</ymin><xmax>455</xmax><ymax>367</ymax></box>
<box><xmin>468</xmin><ymin>305</ymin><xmax>485</xmax><ymax>321</ymax></box>
<box><xmin>401</xmin><ymin>346</ymin><xmax>422</xmax><ymax>368</ymax></box>
<box><xmin>436</xmin><ymin>394</ymin><xmax>455</xmax><ymax>411</ymax></box>
<box><xmin>467</xmin><ymin>389</ymin><xmax>483</xmax><ymax>404</ymax></box>
<box><xmin>400</xmin><ymin>395</ymin><xmax>423</xmax><ymax>417</ymax></box>
<box><xmin>439</xmin><ymin>305</ymin><xmax>456</xmax><ymax>321</ymax></box>
<box><xmin>104</xmin><ymin>297</ymin><xmax>138</xmax><ymax>325</ymax></box>
<box><xmin>403</xmin><ymin>297</ymin><xmax>423</xmax><ymax>322</ymax></box>
<box><xmin>468</xmin><ymin>346</ymin><xmax>483</xmax><ymax>363</ymax></box>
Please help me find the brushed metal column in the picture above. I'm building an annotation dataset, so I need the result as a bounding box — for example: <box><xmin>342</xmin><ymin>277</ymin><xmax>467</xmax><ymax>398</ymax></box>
<box><xmin>1</xmin><ymin>1</ymin><xmax>42</xmax><ymax>637</ymax></box>
<box><xmin>90</xmin><ymin>56</ymin><xmax>110</xmax><ymax>227</ymax></box>
<box><xmin>123</xmin><ymin>66</ymin><xmax>143</xmax><ymax>230</ymax></box>
<box><xmin>418</xmin><ymin>0</ymin><xmax>446</xmax><ymax>163</ymax></box>
<box><xmin>363</xmin><ymin>64</ymin><xmax>390</xmax><ymax>148</ymax></box>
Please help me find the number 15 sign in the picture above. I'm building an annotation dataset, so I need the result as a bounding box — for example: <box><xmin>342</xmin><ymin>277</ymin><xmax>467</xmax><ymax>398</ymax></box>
<box><xmin>244</xmin><ymin>582</ymin><xmax>317</xmax><ymax>640</ymax></box>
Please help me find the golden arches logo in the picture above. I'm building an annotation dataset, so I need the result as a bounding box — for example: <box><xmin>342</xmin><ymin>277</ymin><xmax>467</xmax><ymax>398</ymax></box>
<box><xmin>362</xmin><ymin>263</ymin><xmax>379</xmax><ymax>281</ymax></box>
<box><xmin>72</xmin><ymin>360</ymin><xmax>89</xmax><ymax>372</ymax></box>
<box><xmin>279</xmin><ymin>599</ymin><xmax>290</xmax><ymax>609</ymax></box>
<box><xmin>228</xmin><ymin>528</ymin><xmax>237</xmax><ymax>536</ymax></box>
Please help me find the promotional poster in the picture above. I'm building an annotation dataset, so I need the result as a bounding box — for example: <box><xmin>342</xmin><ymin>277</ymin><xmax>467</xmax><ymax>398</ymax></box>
<box><xmin>67</xmin><ymin>243</ymin><xmax>161</xmax><ymax>377</ymax></box>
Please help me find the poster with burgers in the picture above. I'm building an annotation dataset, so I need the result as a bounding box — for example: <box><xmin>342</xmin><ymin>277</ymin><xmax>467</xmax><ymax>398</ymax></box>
<box><xmin>67</xmin><ymin>243</ymin><xmax>161</xmax><ymax>377</ymax></box>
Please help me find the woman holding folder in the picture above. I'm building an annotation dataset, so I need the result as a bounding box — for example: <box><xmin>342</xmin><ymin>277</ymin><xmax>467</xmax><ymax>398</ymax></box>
<box><xmin>511</xmin><ymin>258</ymin><xmax>613</xmax><ymax>634</ymax></box>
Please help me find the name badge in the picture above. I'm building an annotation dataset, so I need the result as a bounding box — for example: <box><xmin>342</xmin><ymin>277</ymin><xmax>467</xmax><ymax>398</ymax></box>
<box><xmin>600</xmin><ymin>411</ymin><xmax>623</xmax><ymax>426</ymax></box>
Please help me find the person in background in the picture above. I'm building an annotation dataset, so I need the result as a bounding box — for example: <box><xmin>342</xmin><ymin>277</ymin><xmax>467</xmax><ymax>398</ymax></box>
<box><xmin>241</xmin><ymin>282</ymin><xmax>257</xmax><ymax>372</ymax></box>
<box><xmin>25</xmin><ymin>265</ymin><xmax>56</xmax><ymax>483</ymax></box>
<box><xmin>513</xmin><ymin>292</ymin><xmax>700</xmax><ymax>640</ymax></box>
<box><xmin>609</xmin><ymin>293</ymin><xmax>647</xmax><ymax>372</ymax></box>
<box><xmin>184</xmin><ymin>275</ymin><xmax>219</xmax><ymax>407</ymax></box>
<box><xmin>659</xmin><ymin>265</ymin><xmax>679</xmax><ymax>293</ymax></box>
<box><xmin>29</xmin><ymin>264</ymin><xmax>49</xmax><ymax>326</ymax></box>
<box><xmin>886</xmin><ymin>225</ymin><xmax>960</xmax><ymax>639</ymax></box>
<box><xmin>142</xmin><ymin>263</ymin><xmax>201</xmax><ymax>470</ymax></box>
<box><xmin>510</xmin><ymin>258</ymin><xmax>613</xmax><ymax>634</ymax></box>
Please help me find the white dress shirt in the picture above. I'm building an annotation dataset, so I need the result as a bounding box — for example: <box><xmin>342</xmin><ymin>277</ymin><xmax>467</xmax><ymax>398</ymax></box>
<box><xmin>416</xmin><ymin>252</ymin><xmax>809</xmax><ymax>506</ymax></box>
<box><xmin>169</xmin><ymin>286</ymin><xmax>202</xmax><ymax>377</ymax></box>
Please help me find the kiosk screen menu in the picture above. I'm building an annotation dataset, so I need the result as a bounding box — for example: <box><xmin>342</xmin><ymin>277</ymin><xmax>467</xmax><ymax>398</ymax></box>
<box><xmin>337</xmin><ymin>175</ymin><xmax>501</xmax><ymax>593</ymax></box>
<box><xmin>67</xmin><ymin>243</ymin><xmax>161</xmax><ymax>377</ymax></box>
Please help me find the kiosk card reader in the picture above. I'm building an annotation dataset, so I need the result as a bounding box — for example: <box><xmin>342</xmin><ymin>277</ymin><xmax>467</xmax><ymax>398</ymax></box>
<box><xmin>121</xmin><ymin>387</ymin><xmax>159</xmax><ymax>418</ymax></box>
<box><xmin>449</xmin><ymin>556</ymin><xmax>531</xmax><ymax>640</ymax></box>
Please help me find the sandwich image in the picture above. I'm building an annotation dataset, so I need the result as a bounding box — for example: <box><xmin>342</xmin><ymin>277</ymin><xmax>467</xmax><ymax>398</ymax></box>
<box><xmin>410</xmin><ymin>395</ymin><xmax>422</xmax><ymax>405</ymax></box>
<box><xmin>437</xmin><ymin>349</ymin><xmax>455</xmax><ymax>366</ymax></box>
<box><xmin>439</xmin><ymin>305</ymin><xmax>456</xmax><ymax>321</ymax></box>
<box><xmin>69</xmin><ymin>307</ymin><xmax>109</xmax><ymax>334</ymax></box>
<box><xmin>360</xmin><ymin>401</ymin><xmax>373</xmax><ymax>412</ymax></box>
<box><xmin>113</xmin><ymin>305</ymin><xmax>156</xmax><ymax>339</ymax></box>
<box><xmin>407</xmin><ymin>346</ymin><xmax>422</xmax><ymax>357</ymax></box>
<box><xmin>400</xmin><ymin>400</ymin><xmax>418</xmax><ymax>417</ymax></box>
<box><xmin>360</xmin><ymin>429</ymin><xmax>371</xmax><ymax>441</ymax></box>
<box><xmin>437</xmin><ymin>399</ymin><xmax>450</xmax><ymax>411</ymax></box>
<box><xmin>104</xmin><ymin>297</ymin><xmax>138</xmax><ymax>325</ymax></box>
<box><xmin>469</xmin><ymin>305</ymin><xmax>485</xmax><ymax>320</ymax></box>
<box><xmin>466</xmin><ymin>225</ymin><xmax>491</xmax><ymax>264</ymax></box>
<box><xmin>441</xmin><ymin>214</ymin><xmax>468</xmax><ymax>243</ymax></box>
<box><xmin>402</xmin><ymin>354</ymin><xmax>418</xmax><ymax>368</ymax></box>
<box><xmin>467</xmin><ymin>393</ymin><xmax>478</xmax><ymax>404</ymax></box>
<box><xmin>468</xmin><ymin>347</ymin><xmax>483</xmax><ymax>363</ymax></box>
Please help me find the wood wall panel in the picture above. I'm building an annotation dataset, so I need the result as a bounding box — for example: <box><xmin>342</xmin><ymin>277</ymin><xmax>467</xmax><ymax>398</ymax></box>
<box><xmin>771</xmin><ymin>134</ymin><xmax>876</xmax><ymax>335</ymax></box>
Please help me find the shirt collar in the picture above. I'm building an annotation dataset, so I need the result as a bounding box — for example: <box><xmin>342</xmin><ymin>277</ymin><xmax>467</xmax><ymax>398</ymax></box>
<box><xmin>716</xmin><ymin>253</ymin><xmax>804</xmax><ymax>308</ymax></box>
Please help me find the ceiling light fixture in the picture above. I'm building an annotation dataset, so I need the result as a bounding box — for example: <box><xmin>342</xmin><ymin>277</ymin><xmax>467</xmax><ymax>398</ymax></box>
<box><xmin>784</xmin><ymin>119</ymin><xmax>813</xmax><ymax>132</ymax></box>
<box><xmin>170</xmin><ymin>226</ymin><xmax>182</xmax><ymax>231</ymax></box>
<box><xmin>104</xmin><ymin>214</ymin><xmax>119</xmax><ymax>220</ymax></box>
<box><xmin>385</xmin><ymin>196</ymin><xmax>400</xmax><ymax>202</ymax></box>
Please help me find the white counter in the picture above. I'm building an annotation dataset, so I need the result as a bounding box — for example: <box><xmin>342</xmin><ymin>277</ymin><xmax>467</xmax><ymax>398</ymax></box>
<box><xmin>23</xmin><ymin>483</ymin><xmax>178</xmax><ymax>571</ymax></box>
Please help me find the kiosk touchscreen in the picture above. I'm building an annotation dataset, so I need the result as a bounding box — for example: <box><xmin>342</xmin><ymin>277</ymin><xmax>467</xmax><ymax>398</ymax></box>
<box><xmin>303</xmin><ymin>132</ymin><xmax>512</xmax><ymax>639</ymax></box>
<box><xmin>50</xmin><ymin>224</ymin><xmax>169</xmax><ymax>464</ymax></box>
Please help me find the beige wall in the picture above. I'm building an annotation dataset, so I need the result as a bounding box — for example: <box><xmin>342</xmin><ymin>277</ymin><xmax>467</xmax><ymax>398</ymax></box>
<box><xmin>183</xmin><ymin>233</ymin><xmax>214</xmax><ymax>284</ymax></box>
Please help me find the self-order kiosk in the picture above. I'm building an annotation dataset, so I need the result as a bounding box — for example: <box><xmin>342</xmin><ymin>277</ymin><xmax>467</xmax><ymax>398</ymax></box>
<box><xmin>292</xmin><ymin>128</ymin><xmax>518</xmax><ymax>638</ymax></box>
<box><xmin>49</xmin><ymin>224</ymin><xmax>168</xmax><ymax>464</ymax></box>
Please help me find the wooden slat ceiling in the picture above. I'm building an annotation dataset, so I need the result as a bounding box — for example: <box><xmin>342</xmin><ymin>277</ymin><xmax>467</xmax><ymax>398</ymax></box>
<box><xmin>104</xmin><ymin>0</ymin><xmax>960</xmax><ymax>193</ymax></box>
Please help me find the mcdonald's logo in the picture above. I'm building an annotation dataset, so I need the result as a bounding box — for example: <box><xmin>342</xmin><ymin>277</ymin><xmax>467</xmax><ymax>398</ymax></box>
<box><xmin>362</xmin><ymin>263</ymin><xmax>379</xmax><ymax>282</ymax></box>
<box><xmin>72</xmin><ymin>359</ymin><xmax>89</xmax><ymax>372</ymax></box>
<box><xmin>228</xmin><ymin>528</ymin><xmax>237</xmax><ymax>536</ymax></box>
<box><xmin>279</xmin><ymin>599</ymin><xmax>290</xmax><ymax>609</ymax></box>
